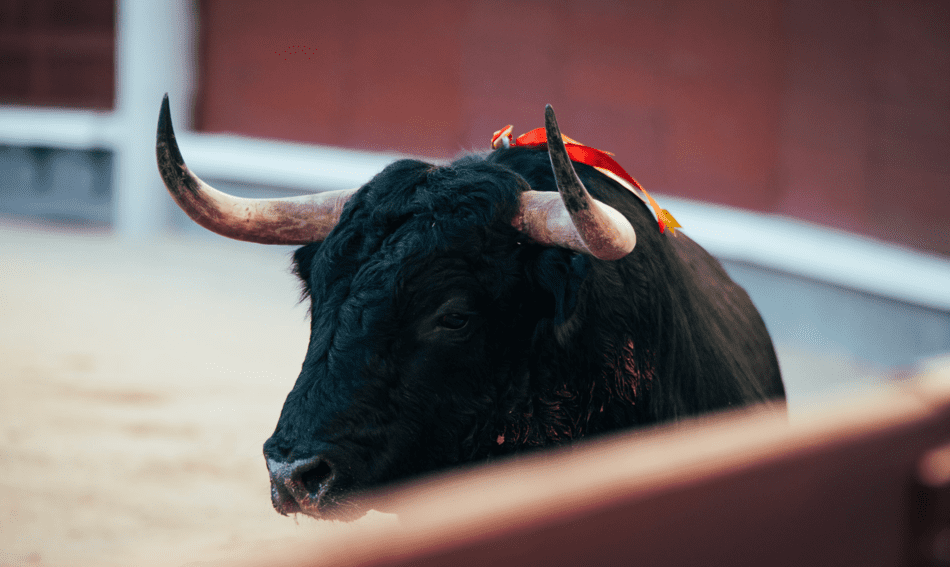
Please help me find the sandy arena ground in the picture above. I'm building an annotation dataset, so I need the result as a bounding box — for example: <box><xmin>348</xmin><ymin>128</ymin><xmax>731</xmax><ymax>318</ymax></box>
<box><xmin>0</xmin><ymin>217</ymin><xmax>905</xmax><ymax>566</ymax></box>
<box><xmin>0</xmin><ymin>219</ymin><xmax>402</xmax><ymax>567</ymax></box>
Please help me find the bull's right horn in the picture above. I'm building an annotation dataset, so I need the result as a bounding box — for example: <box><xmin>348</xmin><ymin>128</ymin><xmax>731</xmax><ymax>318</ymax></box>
<box><xmin>513</xmin><ymin>106</ymin><xmax>636</xmax><ymax>261</ymax></box>
<box><xmin>156</xmin><ymin>94</ymin><xmax>356</xmax><ymax>245</ymax></box>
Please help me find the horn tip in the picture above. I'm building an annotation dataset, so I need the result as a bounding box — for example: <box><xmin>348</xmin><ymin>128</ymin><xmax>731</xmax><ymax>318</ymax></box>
<box><xmin>156</xmin><ymin>92</ymin><xmax>187</xmax><ymax>190</ymax></box>
<box><xmin>544</xmin><ymin>105</ymin><xmax>561</xmax><ymax>139</ymax></box>
<box><xmin>158</xmin><ymin>94</ymin><xmax>172</xmax><ymax>138</ymax></box>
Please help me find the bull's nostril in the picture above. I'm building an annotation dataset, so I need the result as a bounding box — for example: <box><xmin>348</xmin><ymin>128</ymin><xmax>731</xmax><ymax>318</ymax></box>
<box><xmin>267</xmin><ymin>455</ymin><xmax>340</xmax><ymax>516</ymax></box>
<box><xmin>300</xmin><ymin>459</ymin><xmax>333</xmax><ymax>495</ymax></box>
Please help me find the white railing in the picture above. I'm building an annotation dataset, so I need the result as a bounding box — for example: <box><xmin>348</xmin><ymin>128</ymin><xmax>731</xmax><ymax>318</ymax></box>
<box><xmin>663</xmin><ymin>196</ymin><xmax>950</xmax><ymax>311</ymax></box>
<box><xmin>2</xmin><ymin>100</ymin><xmax>949</xmax><ymax>312</ymax></box>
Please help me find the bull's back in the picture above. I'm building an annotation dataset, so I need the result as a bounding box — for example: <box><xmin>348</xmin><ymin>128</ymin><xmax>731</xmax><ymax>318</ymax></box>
<box><xmin>670</xmin><ymin>233</ymin><xmax>785</xmax><ymax>401</ymax></box>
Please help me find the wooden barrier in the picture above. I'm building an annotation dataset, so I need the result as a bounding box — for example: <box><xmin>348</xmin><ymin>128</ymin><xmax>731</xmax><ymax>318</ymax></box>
<box><xmin>183</xmin><ymin>369</ymin><xmax>950</xmax><ymax>567</ymax></box>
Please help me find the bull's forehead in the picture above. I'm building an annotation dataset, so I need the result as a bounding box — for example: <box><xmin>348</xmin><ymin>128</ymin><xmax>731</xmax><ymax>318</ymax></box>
<box><xmin>305</xmin><ymin>208</ymin><xmax>516</xmax><ymax>345</ymax></box>
<box><xmin>313</xmin><ymin>192</ymin><xmax>504</xmax><ymax>292</ymax></box>
<box><xmin>299</xmin><ymin>159</ymin><xmax>525</xmax><ymax>359</ymax></box>
<box><xmin>288</xmin><ymin>228</ymin><xmax>468</xmax><ymax>434</ymax></box>
<box><xmin>322</xmin><ymin>158</ymin><xmax>522</xmax><ymax>262</ymax></box>
<box><xmin>302</xmin><ymin>219</ymin><xmax>440</xmax><ymax>350</ymax></box>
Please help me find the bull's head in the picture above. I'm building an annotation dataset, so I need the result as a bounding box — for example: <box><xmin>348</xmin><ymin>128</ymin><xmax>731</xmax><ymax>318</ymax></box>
<box><xmin>156</xmin><ymin>96</ymin><xmax>636</xmax><ymax>519</ymax></box>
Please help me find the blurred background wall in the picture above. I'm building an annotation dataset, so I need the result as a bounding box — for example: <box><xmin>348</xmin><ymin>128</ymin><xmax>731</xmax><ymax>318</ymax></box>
<box><xmin>1</xmin><ymin>0</ymin><xmax>949</xmax><ymax>399</ymax></box>
<box><xmin>195</xmin><ymin>0</ymin><xmax>950</xmax><ymax>258</ymax></box>
<box><xmin>4</xmin><ymin>0</ymin><xmax>946</xmax><ymax>255</ymax></box>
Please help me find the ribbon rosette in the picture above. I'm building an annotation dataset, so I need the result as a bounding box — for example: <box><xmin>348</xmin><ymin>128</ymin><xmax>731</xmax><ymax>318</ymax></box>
<box><xmin>491</xmin><ymin>124</ymin><xmax>680</xmax><ymax>235</ymax></box>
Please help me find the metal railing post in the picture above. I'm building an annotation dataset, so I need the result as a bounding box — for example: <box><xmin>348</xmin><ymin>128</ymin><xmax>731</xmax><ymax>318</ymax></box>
<box><xmin>113</xmin><ymin>0</ymin><xmax>195</xmax><ymax>240</ymax></box>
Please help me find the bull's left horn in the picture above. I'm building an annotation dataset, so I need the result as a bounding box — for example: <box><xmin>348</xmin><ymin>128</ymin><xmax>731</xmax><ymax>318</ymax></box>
<box><xmin>156</xmin><ymin>94</ymin><xmax>356</xmax><ymax>244</ymax></box>
<box><xmin>520</xmin><ymin>105</ymin><xmax>636</xmax><ymax>261</ymax></box>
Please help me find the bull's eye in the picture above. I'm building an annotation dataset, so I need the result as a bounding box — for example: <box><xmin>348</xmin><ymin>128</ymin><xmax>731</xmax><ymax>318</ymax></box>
<box><xmin>438</xmin><ymin>313</ymin><xmax>469</xmax><ymax>330</ymax></box>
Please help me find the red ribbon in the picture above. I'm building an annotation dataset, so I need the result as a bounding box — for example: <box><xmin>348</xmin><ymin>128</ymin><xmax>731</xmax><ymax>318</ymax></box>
<box><xmin>492</xmin><ymin>125</ymin><xmax>678</xmax><ymax>235</ymax></box>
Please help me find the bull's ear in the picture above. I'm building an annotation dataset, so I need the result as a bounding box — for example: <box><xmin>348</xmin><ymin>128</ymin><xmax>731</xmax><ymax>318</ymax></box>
<box><xmin>291</xmin><ymin>242</ymin><xmax>321</xmax><ymax>301</ymax></box>
<box><xmin>526</xmin><ymin>248</ymin><xmax>589</xmax><ymax>325</ymax></box>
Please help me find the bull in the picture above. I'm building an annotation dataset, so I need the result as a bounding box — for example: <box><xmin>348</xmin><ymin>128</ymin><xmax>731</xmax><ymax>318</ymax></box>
<box><xmin>155</xmin><ymin>95</ymin><xmax>785</xmax><ymax>520</ymax></box>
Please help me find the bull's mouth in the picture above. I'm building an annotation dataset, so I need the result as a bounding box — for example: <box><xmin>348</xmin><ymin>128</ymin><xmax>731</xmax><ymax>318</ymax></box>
<box><xmin>269</xmin><ymin>474</ymin><xmax>303</xmax><ymax>516</ymax></box>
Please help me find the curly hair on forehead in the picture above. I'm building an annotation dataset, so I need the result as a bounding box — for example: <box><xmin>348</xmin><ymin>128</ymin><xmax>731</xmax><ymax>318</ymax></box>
<box><xmin>359</xmin><ymin>159</ymin><xmax>522</xmax><ymax>242</ymax></box>
<box><xmin>292</xmin><ymin>155</ymin><xmax>529</xmax><ymax>299</ymax></box>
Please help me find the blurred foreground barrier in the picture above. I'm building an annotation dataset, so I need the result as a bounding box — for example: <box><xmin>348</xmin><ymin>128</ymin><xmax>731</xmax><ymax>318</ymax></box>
<box><xmin>187</xmin><ymin>366</ymin><xmax>950</xmax><ymax>567</ymax></box>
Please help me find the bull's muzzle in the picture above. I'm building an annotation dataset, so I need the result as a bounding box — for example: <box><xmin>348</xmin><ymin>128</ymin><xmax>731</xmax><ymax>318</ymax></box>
<box><xmin>265</xmin><ymin>456</ymin><xmax>337</xmax><ymax>518</ymax></box>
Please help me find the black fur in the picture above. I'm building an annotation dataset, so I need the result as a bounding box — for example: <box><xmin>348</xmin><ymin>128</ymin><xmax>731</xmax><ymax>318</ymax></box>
<box><xmin>264</xmin><ymin>146</ymin><xmax>784</xmax><ymax>519</ymax></box>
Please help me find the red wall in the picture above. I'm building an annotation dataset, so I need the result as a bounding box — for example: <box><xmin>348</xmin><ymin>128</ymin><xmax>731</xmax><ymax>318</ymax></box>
<box><xmin>0</xmin><ymin>0</ymin><xmax>115</xmax><ymax>109</ymax></box>
<box><xmin>196</xmin><ymin>0</ymin><xmax>950</xmax><ymax>258</ymax></box>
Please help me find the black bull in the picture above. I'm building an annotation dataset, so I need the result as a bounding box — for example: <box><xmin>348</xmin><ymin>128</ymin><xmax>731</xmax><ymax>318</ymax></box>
<box><xmin>156</xmin><ymin>96</ymin><xmax>785</xmax><ymax>520</ymax></box>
